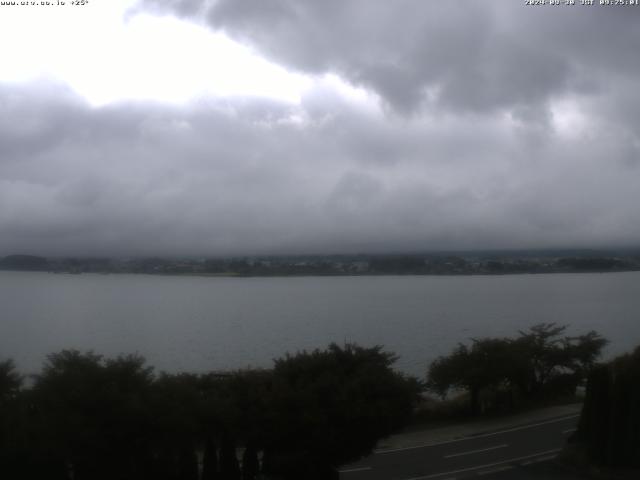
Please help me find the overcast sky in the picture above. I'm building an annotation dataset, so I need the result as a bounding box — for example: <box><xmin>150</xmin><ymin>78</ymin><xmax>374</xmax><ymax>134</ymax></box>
<box><xmin>1</xmin><ymin>0</ymin><xmax>639</xmax><ymax>257</ymax></box>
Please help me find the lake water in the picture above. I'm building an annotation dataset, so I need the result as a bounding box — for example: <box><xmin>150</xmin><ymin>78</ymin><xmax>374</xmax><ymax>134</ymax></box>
<box><xmin>1</xmin><ymin>271</ymin><xmax>639</xmax><ymax>377</ymax></box>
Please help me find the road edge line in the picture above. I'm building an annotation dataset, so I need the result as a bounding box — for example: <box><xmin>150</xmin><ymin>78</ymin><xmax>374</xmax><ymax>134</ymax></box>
<box><xmin>402</xmin><ymin>448</ymin><xmax>562</xmax><ymax>480</ymax></box>
<box><xmin>376</xmin><ymin>414</ymin><xmax>579</xmax><ymax>454</ymax></box>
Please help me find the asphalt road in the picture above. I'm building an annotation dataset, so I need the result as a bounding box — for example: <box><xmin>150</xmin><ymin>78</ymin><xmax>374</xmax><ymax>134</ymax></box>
<box><xmin>339</xmin><ymin>414</ymin><xmax>579</xmax><ymax>480</ymax></box>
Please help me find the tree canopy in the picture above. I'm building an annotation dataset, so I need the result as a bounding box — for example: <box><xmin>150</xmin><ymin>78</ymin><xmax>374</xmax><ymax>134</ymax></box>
<box><xmin>0</xmin><ymin>344</ymin><xmax>420</xmax><ymax>480</ymax></box>
<box><xmin>0</xmin><ymin>359</ymin><xmax>21</xmax><ymax>404</ymax></box>
<box><xmin>262</xmin><ymin>344</ymin><xmax>421</xmax><ymax>477</ymax></box>
<box><xmin>427</xmin><ymin>324</ymin><xmax>607</xmax><ymax>415</ymax></box>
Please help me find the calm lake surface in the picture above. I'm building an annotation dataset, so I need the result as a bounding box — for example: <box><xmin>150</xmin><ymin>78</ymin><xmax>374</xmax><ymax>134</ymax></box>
<box><xmin>1</xmin><ymin>271</ymin><xmax>639</xmax><ymax>377</ymax></box>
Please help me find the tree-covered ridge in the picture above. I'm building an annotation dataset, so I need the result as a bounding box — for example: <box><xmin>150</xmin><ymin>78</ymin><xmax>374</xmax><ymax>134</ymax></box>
<box><xmin>0</xmin><ymin>344</ymin><xmax>420</xmax><ymax>480</ymax></box>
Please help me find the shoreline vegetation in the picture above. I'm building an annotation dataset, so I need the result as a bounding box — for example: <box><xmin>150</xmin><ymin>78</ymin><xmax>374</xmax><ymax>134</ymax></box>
<box><xmin>2</xmin><ymin>249</ymin><xmax>640</xmax><ymax>277</ymax></box>
<box><xmin>0</xmin><ymin>344</ymin><xmax>420</xmax><ymax>480</ymax></box>
<box><xmin>1</xmin><ymin>324</ymin><xmax>624</xmax><ymax>479</ymax></box>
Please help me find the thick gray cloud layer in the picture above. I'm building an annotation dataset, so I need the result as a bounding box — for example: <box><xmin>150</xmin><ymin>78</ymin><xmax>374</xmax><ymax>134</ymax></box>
<box><xmin>1</xmin><ymin>1</ymin><xmax>640</xmax><ymax>256</ymax></box>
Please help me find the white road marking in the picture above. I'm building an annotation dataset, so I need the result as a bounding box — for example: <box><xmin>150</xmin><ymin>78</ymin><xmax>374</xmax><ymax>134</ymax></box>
<box><xmin>478</xmin><ymin>465</ymin><xmax>513</xmax><ymax>475</ymax></box>
<box><xmin>520</xmin><ymin>453</ymin><xmax>559</xmax><ymax>465</ymax></box>
<box><xmin>401</xmin><ymin>448</ymin><xmax>562</xmax><ymax>480</ymax></box>
<box><xmin>562</xmin><ymin>428</ymin><xmax>577</xmax><ymax>434</ymax></box>
<box><xmin>443</xmin><ymin>444</ymin><xmax>508</xmax><ymax>459</ymax></box>
<box><xmin>376</xmin><ymin>414</ymin><xmax>579</xmax><ymax>454</ymax></box>
<box><xmin>339</xmin><ymin>466</ymin><xmax>372</xmax><ymax>474</ymax></box>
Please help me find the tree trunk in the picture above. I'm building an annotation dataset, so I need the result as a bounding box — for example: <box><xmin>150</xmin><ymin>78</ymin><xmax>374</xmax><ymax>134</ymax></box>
<box><xmin>202</xmin><ymin>438</ymin><xmax>219</xmax><ymax>480</ymax></box>
<box><xmin>241</xmin><ymin>443</ymin><xmax>259</xmax><ymax>480</ymax></box>
<box><xmin>470</xmin><ymin>386</ymin><xmax>480</xmax><ymax>416</ymax></box>
<box><xmin>219</xmin><ymin>435</ymin><xmax>240</xmax><ymax>480</ymax></box>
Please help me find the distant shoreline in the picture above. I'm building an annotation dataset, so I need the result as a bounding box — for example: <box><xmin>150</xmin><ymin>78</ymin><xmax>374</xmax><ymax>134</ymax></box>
<box><xmin>2</xmin><ymin>252</ymin><xmax>639</xmax><ymax>277</ymax></box>
<box><xmin>2</xmin><ymin>267</ymin><xmax>640</xmax><ymax>278</ymax></box>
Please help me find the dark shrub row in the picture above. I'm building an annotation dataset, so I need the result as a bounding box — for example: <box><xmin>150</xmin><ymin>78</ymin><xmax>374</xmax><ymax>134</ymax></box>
<box><xmin>0</xmin><ymin>345</ymin><xmax>421</xmax><ymax>480</ymax></box>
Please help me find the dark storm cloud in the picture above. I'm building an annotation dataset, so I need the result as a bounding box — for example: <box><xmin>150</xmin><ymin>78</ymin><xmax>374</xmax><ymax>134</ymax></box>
<box><xmin>2</xmin><ymin>1</ymin><xmax>640</xmax><ymax>256</ymax></box>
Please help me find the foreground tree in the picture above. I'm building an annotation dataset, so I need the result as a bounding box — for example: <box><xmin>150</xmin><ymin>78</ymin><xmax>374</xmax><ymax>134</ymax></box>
<box><xmin>514</xmin><ymin>323</ymin><xmax>607</xmax><ymax>396</ymax></box>
<box><xmin>262</xmin><ymin>344</ymin><xmax>421</xmax><ymax>479</ymax></box>
<box><xmin>0</xmin><ymin>344</ymin><xmax>419</xmax><ymax>480</ymax></box>
<box><xmin>427</xmin><ymin>324</ymin><xmax>607</xmax><ymax>415</ymax></box>
<box><xmin>0</xmin><ymin>359</ymin><xmax>25</xmax><ymax>478</ymax></box>
<box><xmin>28</xmin><ymin>351</ymin><xmax>156</xmax><ymax>480</ymax></box>
<box><xmin>427</xmin><ymin>338</ymin><xmax>526</xmax><ymax>415</ymax></box>
<box><xmin>0</xmin><ymin>359</ymin><xmax>22</xmax><ymax>403</ymax></box>
<box><xmin>573</xmin><ymin>346</ymin><xmax>640</xmax><ymax>468</ymax></box>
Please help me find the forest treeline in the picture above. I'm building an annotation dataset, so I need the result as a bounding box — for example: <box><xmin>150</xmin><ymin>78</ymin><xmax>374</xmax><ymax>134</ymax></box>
<box><xmin>0</xmin><ymin>344</ymin><xmax>420</xmax><ymax>480</ymax></box>
<box><xmin>2</xmin><ymin>252</ymin><xmax>640</xmax><ymax>276</ymax></box>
